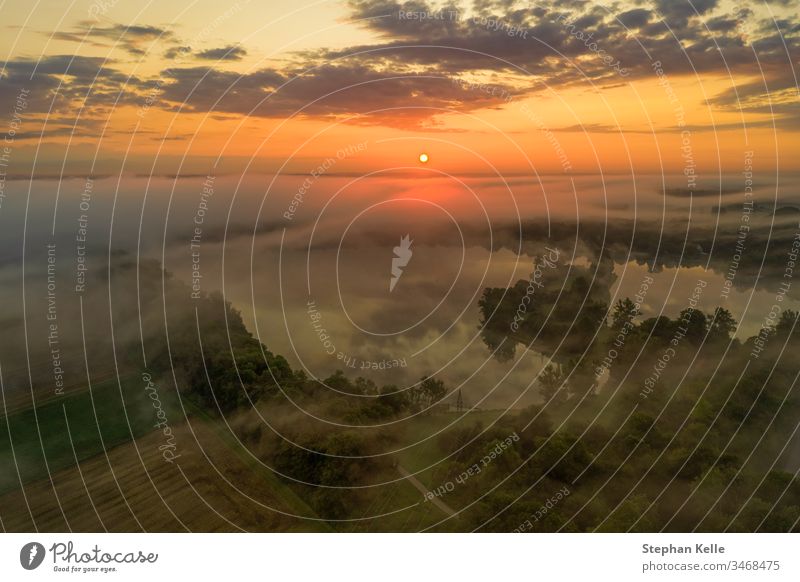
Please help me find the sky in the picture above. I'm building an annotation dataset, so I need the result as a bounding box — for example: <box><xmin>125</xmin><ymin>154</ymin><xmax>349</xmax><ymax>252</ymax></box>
<box><xmin>0</xmin><ymin>0</ymin><xmax>798</xmax><ymax>178</ymax></box>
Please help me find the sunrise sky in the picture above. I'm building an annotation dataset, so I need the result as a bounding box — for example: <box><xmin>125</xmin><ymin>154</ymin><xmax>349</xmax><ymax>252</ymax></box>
<box><xmin>1</xmin><ymin>0</ymin><xmax>798</xmax><ymax>178</ymax></box>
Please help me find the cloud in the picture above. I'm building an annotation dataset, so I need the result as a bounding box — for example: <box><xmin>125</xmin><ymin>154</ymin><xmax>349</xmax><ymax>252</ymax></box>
<box><xmin>616</xmin><ymin>8</ymin><xmax>652</xmax><ymax>29</ymax></box>
<box><xmin>50</xmin><ymin>21</ymin><xmax>172</xmax><ymax>56</ymax></box>
<box><xmin>195</xmin><ymin>45</ymin><xmax>248</xmax><ymax>61</ymax></box>
<box><xmin>0</xmin><ymin>55</ymin><xmax>140</xmax><ymax>117</ymax></box>
<box><xmin>334</xmin><ymin>0</ymin><xmax>798</xmax><ymax>88</ymax></box>
<box><xmin>164</xmin><ymin>45</ymin><xmax>192</xmax><ymax>60</ymax></box>
<box><xmin>703</xmin><ymin>73</ymin><xmax>800</xmax><ymax>129</ymax></box>
<box><xmin>653</xmin><ymin>0</ymin><xmax>718</xmax><ymax>27</ymax></box>
<box><xmin>155</xmin><ymin>62</ymin><xmax>519</xmax><ymax>128</ymax></box>
<box><xmin>4</xmin><ymin>1</ymin><xmax>799</xmax><ymax>131</ymax></box>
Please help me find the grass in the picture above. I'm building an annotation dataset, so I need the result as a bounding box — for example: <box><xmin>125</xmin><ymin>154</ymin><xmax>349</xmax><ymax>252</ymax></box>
<box><xmin>0</xmin><ymin>373</ymin><xmax>179</xmax><ymax>495</ymax></box>
<box><xmin>180</xmin><ymin>396</ymin><xmax>332</xmax><ymax>532</ymax></box>
<box><xmin>0</xmin><ymin>379</ymin><xmax>505</xmax><ymax>530</ymax></box>
<box><xmin>0</xmin><ymin>372</ymin><xmax>331</xmax><ymax>529</ymax></box>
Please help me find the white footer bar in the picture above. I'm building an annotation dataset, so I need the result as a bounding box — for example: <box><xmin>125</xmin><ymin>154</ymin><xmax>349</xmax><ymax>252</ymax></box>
<box><xmin>1</xmin><ymin>533</ymin><xmax>796</xmax><ymax>581</ymax></box>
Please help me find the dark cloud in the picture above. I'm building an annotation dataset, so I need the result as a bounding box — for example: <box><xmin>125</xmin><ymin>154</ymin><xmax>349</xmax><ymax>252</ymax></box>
<box><xmin>164</xmin><ymin>45</ymin><xmax>193</xmax><ymax>60</ymax></box>
<box><xmin>6</xmin><ymin>122</ymin><xmax>104</xmax><ymax>141</ymax></box>
<box><xmin>156</xmin><ymin>63</ymin><xmax>516</xmax><ymax>128</ymax></box>
<box><xmin>705</xmin><ymin>16</ymin><xmax>739</xmax><ymax>33</ymax></box>
<box><xmin>195</xmin><ymin>45</ymin><xmax>248</xmax><ymax>61</ymax></box>
<box><xmin>50</xmin><ymin>21</ymin><xmax>171</xmax><ymax>56</ymax></box>
<box><xmin>653</xmin><ymin>0</ymin><xmax>717</xmax><ymax>28</ymax></box>
<box><xmin>3</xmin><ymin>1</ymin><xmax>799</xmax><ymax>131</ymax></box>
<box><xmin>0</xmin><ymin>55</ymin><xmax>139</xmax><ymax>117</ymax></box>
<box><xmin>703</xmin><ymin>73</ymin><xmax>800</xmax><ymax>130</ymax></box>
<box><xmin>541</xmin><ymin>119</ymin><xmax>800</xmax><ymax>134</ymax></box>
<box><xmin>617</xmin><ymin>8</ymin><xmax>652</xmax><ymax>29</ymax></box>
<box><xmin>338</xmin><ymin>0</ymin><xmax>796</xmax><ymax>85</ymax></box>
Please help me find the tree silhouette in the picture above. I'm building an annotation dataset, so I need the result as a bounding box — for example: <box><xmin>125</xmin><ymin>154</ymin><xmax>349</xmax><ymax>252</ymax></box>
<box><xmin>611</xmin><ymin>298</ymin><xmax>639</xmax><ymax>330</ymax></box>
<box><xmin>708</xmin><ymin>307</ymin><xmax>737</xmax><ymax>342</ymax></box>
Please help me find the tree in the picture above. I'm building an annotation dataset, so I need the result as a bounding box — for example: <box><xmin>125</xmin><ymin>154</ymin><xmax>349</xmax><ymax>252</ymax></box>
<box><xmin>379</xmin><ymin>385</ymin><xmax>408</xmax><ymax>414</ymax></box>
<box><xmin>678</xmin><ymin>308</ymin><xmax>707</xmax><ymax>345</ymax></box>
<box><xmin>324</xmin><ymin>370</ymin><xmax>355</xmax><ymax>394</ymax></box>
<box><xmin>413</xmin><ymin>376</ymin><xmax>447</xmax><ymax>410</ymax></box>
<box><xmin>611</xmin><ymin>298</ymin><xmax>639</xmax><ymax>331</ymax></box>
<box><xmin>639</xmin><ymin>316</ymin><xmax>675</xmax><ymax>342</ymax></box>
<box><xmin>355</xmin><ymin>377</ymin><xmax>378</xmax><ymax>395</ymax></box>
<box><xmin>707</xmin><ymin>307</ymin><xmax>737</xmax><ymax>342</ymax></box>
<box><xmin>422</xmin><ymin>376</ymin><xmax>446</xmax><ymax>405</ymax></box>
<box><xmin>478</xmin><ymin>287</ymin><xmax>518</xmax><ymax>362</ymax></box>
<box><xmin>775</xmin><ymin>309</ymin><xmax>799</xmax><ymax>339</ymax></box>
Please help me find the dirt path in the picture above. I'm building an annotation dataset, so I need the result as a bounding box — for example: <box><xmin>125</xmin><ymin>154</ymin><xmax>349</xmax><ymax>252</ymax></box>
<box><xmin>396</xmin><ymin>464</ymin><xmax>456</xmax><ymax>517</ymax></box>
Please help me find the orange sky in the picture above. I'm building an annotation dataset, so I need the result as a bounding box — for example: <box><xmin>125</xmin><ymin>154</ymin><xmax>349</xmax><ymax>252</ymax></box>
<box><xmin>1</xmin><ymin>0</ymin><xmax>797</xmax><ymax>177</ymax></box>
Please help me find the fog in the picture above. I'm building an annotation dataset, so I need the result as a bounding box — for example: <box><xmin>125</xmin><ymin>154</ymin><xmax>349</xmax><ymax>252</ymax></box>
<box><xmin>2</xmin><ymin>171</ymin><xmax>799</xmax><ymax>411</ymax></box>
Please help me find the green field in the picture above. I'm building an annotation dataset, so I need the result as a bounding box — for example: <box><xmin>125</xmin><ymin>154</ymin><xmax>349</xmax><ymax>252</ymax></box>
<box><xmin>0</xmin><ymin>373</ymin><xmax>180</xmax><ymax>494</ymax></box>
<box><xmin>1</xmin><ymin>378</ymin><xmax>509</xmax><ymax>531</ymax></box>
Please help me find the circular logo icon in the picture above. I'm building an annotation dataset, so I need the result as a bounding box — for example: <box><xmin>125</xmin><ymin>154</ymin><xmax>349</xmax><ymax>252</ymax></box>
<box><xmin>19</xmin><ymin>542</ymin><xmax>46</xmax><ymax>570</ymax></box>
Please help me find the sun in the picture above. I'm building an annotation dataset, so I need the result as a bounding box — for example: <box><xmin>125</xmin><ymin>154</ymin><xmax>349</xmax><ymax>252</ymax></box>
<box><xmin>418</xmin><ymin>153</ymin><xmax>429</xmax><ymax>163</ymax></box>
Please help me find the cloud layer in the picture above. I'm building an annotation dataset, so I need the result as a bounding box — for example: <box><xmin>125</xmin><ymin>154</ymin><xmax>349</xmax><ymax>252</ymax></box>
<box><xmin>2</xmin><ymin>0</ymin><xmax>798</xmax><ymax>132</ymax></box>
